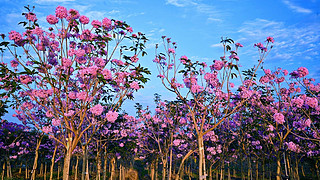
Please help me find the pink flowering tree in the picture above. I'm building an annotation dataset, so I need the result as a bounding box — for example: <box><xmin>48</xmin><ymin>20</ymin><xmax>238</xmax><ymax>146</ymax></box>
<box><xmin>153</xmin><ymin>36</ymin><xmax>274</xmax><ymax>179</ymax></box>
<box><xmin>239</xmin><ymin>65</ymin><xmax>320</xmax><ymax>179</ymax></box>
<box><xmin>0</xmin><ymin>5</ymin><xmax>149</xmax><ymax>180</ymax></box>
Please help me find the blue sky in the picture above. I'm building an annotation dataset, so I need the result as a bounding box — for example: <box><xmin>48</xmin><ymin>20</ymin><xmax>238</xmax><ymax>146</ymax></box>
<box><xmin>1</xmin><ymin>0</ymin><xmax>319</xmax><ymax>121</ymax></box>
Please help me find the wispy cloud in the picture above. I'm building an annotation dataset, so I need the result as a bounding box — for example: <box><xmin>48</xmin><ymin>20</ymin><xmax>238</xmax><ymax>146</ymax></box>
<box><xmin>237</xmin><ymin>18</ymin><xmax>320</xmax><ymax>65</ymax></box>
<box><xmin>35</xmin><ymin>0</ymin><xmax>75</xmax><ymax>2</ymax></box>
<box><xmin>166</xmin><ymin>0</ymin><xmax>223</xmax><ymax>22</ymax></box>
<box><xmin>282</xmin><ymin>0</ymin><xmax>312</xmax><ymax>14</ymax></box>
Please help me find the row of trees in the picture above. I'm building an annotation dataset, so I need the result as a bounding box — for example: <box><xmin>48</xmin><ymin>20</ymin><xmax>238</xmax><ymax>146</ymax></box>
<box><xmin>0</xmin><ymin>5</ymin><xmax>319</xmax><ymax>180</ymax></box>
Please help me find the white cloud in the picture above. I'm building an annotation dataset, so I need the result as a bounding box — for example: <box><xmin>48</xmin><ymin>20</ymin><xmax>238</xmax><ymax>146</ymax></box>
<box><xmin>35</xmin><ymin>0</ymin><xmax>75</xmax><ymax>2</ymax></box>
<box><xmin>166</xmin><ymin>0</ymin><xmax>223</xmax><ymax>22</ymax></box>
<box><xmin>166</xmin><ymin>0</ymin><xmax>195</xmax><ymax>7</ymax></box>
<box><xmin>282</xmin><ymin>0</ymin><xmax>312</xmax><ymax>14</ymax></box>
<box><xmin>237</xmin><ymin>18</ymin><xmax>320</xmax><ymax>64</ymax></box>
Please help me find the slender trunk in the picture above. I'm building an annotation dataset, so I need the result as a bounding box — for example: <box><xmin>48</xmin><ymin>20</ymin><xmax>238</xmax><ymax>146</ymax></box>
<box><xmin>25</xmin><ymin>161</ymin><xmax>28</xmax><ymax>180</ymax></box>
<box><xmin>32</xmin><ymin>136</ymin><xmax>43</xmax><ymax>180</ymax></box>
<box><xmin>227</xmin><ymin>163</ymin><xmax>230</xmax><ymax>180</ymax></box>
<box><xmin>82</xmin><ymin>145</ymin><xmax>87</xmax><ymax>180</ymax></box>
<box><xmin>198</xmin><ymin>136</ymin><xmax>206</xmax><ymax>180</ymax></box>
<box><xmin>155</xmin><ymin>158</ymin><xmax>158</xmax><ymax>180</ymax></box>
<box><xmin>294</xmin><ymin>157</ymin><xmax>300</xmax><ymax>180</ymax></box>
<box><xmin>44</xmin><ymin>162</ymin><xmax>47</xmax><ymax>180</ymax></box>
<box><xmin>86</xmin><ymin>158</ymin><xmax>89</xmax><ymax>180</ymax></box>
<box><xmin>49</xmin><ymin>144</ymin><xmax>57</xmax><ymax>180</ymax></box>
<box><xmin>103</xmin><ymin>147</ymin><xmax>107</xmax><ymax>180</ymax></box>
<box><xmin>175</xmin><ymin>150</ymin><xmax>193</xmax><ymax>180</ymax></box>
<box><xmin>168</xmin><ymin>132</ymin><xmax>173</xmax><ymax>180</ymax></box>
<box><xmin>96</xmin><ymin>149</ymin><xmax>101</xmax><ymax>180</ymax></box>
<box><xmin>40</xmin><ymin>163</ymin><xmax>43</xmax><ymax>176</ymax></box>
<box><xmin>58</xmin><ymin>162</ymin><xmax>60</xmax><ymax>180</ymax></box>
<box><xmin>276</xmin><ymin>154</ymin><xmax>281</xmax><ymax>180</ymax></box>
<box><xmin>255</xmin><ymin>160</ymin><xmax>258</xmax><ymax>180</ymax></box>
<box><xmin>63</xmin><ymin>148</ymin><xmax>72</xmax><ymax>180</ymax></box>
<box><xmin>110</xmin><ymin>157</ymin><xmax>115</xmax><ymax>180</ymax></box>
<box><xmin>220</xmin><ymin>160</ymin><xmax>224</xmax><ymax>180</ymax></box>
<box><xmin>247</xmin><ymin>158</ymin><xmax>251</xmax><ymax>180</ymax></box>
<box><xmin>75</xmin><ymin>156</ymin><xmax>79</xmax><ymax>180</ymax></box>
<box><xmin>209</xmin><ymin>165</ymin><xmax>212</xmax><ymax>180</ymax></box>
<box><xmin>19</xmin><ymin>161</ymin><xmax>22</xmax><ymax>174</ymax></box>
<box><xmin>151</xmin><ymin>161</ymin><xmax>155</xmax><ymax>180</ymax></box>
<box><xmin>241</xmin><ymin>156</ymin><xmax>244</xmax><ymax>180</ymax></box>
<box><xmin>301</xmin><ymin>164</ymin><xmax>305</xmax><ymax>177</ymax></box>
<box><xmin>2</xmin><ymin>162</ymin><xmax>5</xmax><ymax>180</ymax></box>
<box><xmin>162</xmin><ymin>161</ymin><xmax>167</xmax><ymax>180</ymax></box>
<box><xmin>6</xmin><ymin>159</ymin><xmax>12</xmax><ymax>179</ymax></box>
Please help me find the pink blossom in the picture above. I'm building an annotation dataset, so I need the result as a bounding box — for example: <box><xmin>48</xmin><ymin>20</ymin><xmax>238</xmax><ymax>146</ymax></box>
<box><xmin>46</xmin><ymin>15</ymin><xmax>59</xmax><ymax>24</ymax></box>
<box><xmin>235</xmin><ymin>43</ymin><xmax>243</xmax><ymax>47</ymax></box>
<box><xmin>25</xmin><ymin>12</ymin><xmax>37</xmax><ymax>22</ymax></box>
<box><xmin>305</xmin><ymin>97</ymin><xmax>318</xmax><ymax>108</ymax></box>
<box><xmin>8</xmin><ymin>31</ymin><xmax>22</xmax><ymax>42</ymax></box>
<box><xmin>55</xmin><ymin>6</ymin><xmax>68</xmax><ymax>19</ymax></box>
<box><xmin>90</xmin><ymin>104</ymin><xmax>104</xmax><ymax>116</ymax></box>
<box><xmin>91</xmin><ymin>20</ymin><xmax>102</xmax><ymax>28</ymax></box>
<box><xmin>79</xmin><ymin>15</ymin><xmax>90</xmax><ymax>24</ymax></box>
<box><xmin>10</xmin><ymin>60</ymin><xmax>19</xmax><ymax>68</ymax></box>
<box><xmin>52</xmin><ymin>118</ymin><xmax>61</xmax><ymax>126</ymax></box>
<box><xmin>266</xmin><ymin>36</ymin><xmax>275</xmax><ymax>43</ymax></box>
<box><xmin>297</xmin><ymin>67</ymin><xmax>309</xmax><ymax>78</ymax></box>
<box><xmin>64</xmin><ymin>110</ymin><xmax>75</xmax><ymax>117</ymax></box>
<box><xmin>180</xmin><ymin>55</ymin><xmax>188</xmax><ymax>64</ymax></box>
<box><xmin>43</xmin><ymin>126</ymin><xmax>52</xmax><ymax>134</ymax></box>
<box><xmin>126</xmin><ymin>27</ymin><xmax>133</xmax><ymax>32</ymax></box>
<box><xmin>119</xmin><ymin>143</ymin><xmax>124</xmax><ymax>147</ymax></box>
<box><xmin>77</xmin><ymin>91</ymin><xmax>87</xmax><ymax>101</ymax></box>
<box><xmin>106</xmin><ymin>111</ymin><xmax>118</xmax><ymax>123</ymax></box>
<box><xmin>66</xmin><ymin>9</ymin><xmax>80</xmax><ymax>21</ymax></box>
<box><xmin>46</xmin><ymin>111</ymin><xmax>54</xmax><ymax>118</ymax></box>
<box><xmin>102</xmin><ymin>17</ymin><xmax>112</xmax><ymax>28</ymax></box>
<box><xmin>283</xmin><ymin>69</ymin><xmax>288</xmax><ymax>76</ymax></box>
<box><xmin>173</xmin><ymin>139</ymin><xmax>181</xmax><ymax>146</ymax></box>
<box><xmin>213</xmin><ymin>60</ymin><xmax>224</xmax><ymax>71</ymax></box>
<box><xmin>130</xmin><ymin>81</ymin><xmax>140</xmax><ymax>90</ymax></box>
<box><xmin>286</xmin><ymin>142</ymin><xmax>299</xmax><ymax>153</ymax></box>
<box><xmin>62</xmin><ymin>58</ymin><xmax>72</xmax><ymax>67</ymax></box>
<box><xmin>267</xmin><ymin>125</ymin><xmax>275</xmax><ymax>131</ymax></box>
<box><xmin>168</xmin><ymin>48</ymin><xmax>175</xmax><ymax>54</ymax></box>
<box><xmin>292</xmin><ymin>97</ymin><xmax>304</xmax><ymax>108</ymax></box>
<box><xmin>130</xmin><ymin>55</ymin><xmax>139</xmax><ymax>63</ymax></box>
<box><xmin>273</xmin><ymin>113</ymin><xmax>285</xmax><ymax>124</ymax></box>
<box><xmin>102</xmin><ymin>69</ymin><xmax>112</xmax><ymax>80</ymax></box>
<box><xmin>19</xmin><ymin>75</ymin><xmax>32</xmax><ymax>84</ymax></box>
<box><xmin>264</xmin><ymin>69</ymin><xmax>271</xmax><ymax>75</ymax></box>
<box><xmin>75</xmin><ymin>49</ymin><xmax>85</xmax><ymax>57</ymax></box>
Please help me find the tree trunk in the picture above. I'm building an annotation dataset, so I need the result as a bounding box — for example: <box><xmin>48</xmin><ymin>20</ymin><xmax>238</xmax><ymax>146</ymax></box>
<box><xmin>262</xmin><ymin>159</ymin><xmax>265</xmax><ymax>180</ymax></box>
<box><xmin>110</xmin><ymin>157</ymin><xmax>115</xmax><ymax>180</ymax></box>
<box><xmin>58</xmin><ymin>162</ymin><xmax>60</xmax><ymax>180</ymax></box>
<box><xmin>220</xmin><ymin>161</ymin><xmax>224</xmax><ymax>180</ymax></box>
<box><xmin>6</xmin><ymin>159</ymin><xmax>12</xmax><ymax>179</ymax></box>
<box><xmin>2</xmin><ymin>162</ymin><xmax>5</xmax><ymax>180</ymax></box>
<box><xmin>255</xmin><ymin>160</ymin><xmax>258</xmax><ymax>180</ymax></box>
<box><xmin>25</xmin><ymin>161</ymin><xmax>28</xmax><ymax>180</ymax></box>
<box><xmin>103</xmin><ymin>147</ymin><xmax>107</xmax><ymax>180</ymax></box>
<box><xmin>276</xmin><ymin>154</ymin><xmax>281</xmax><ymax>180</ymax></box>
<box><xmin>40</xmin><ymin>163</ymin><xmax>43</xmax><ymax>176</ymax></box>
<box><xmin>162</xmin><ymin>161</ymin><xmax>167</xmax><ymax>180</ymax></box>
<box><xmin>151</xmin><ymin>162</ymin><xmax>155</xmax><ymax>180</ymax></box>
<box><xmin>44</xmin><ymin>162</ymin><xmax>47</xmax><ymax>180</ymax></box>
<box><xmin>19</xmin><ymin>162</ymin><xmax>22</xmax><ymax>174</ymax></box>
<box><xmin>198</xmin><ymin>136</ymin><xmax>207</xmax><ymax>180</ymax></box>
<box><xmin>63</xmin><ymin>148</ymin><xmax>72</xmax><ymax>180</ymax></box>
<box><xmin>75</xmin><ymin>156</ymin><xmax>79</xmax><ymax>180</ymax></box>
<box><xmin>50</xmin><ymin>144</ymin><xmax>57</xmax><ymax>180</ymax></box>
<box><xmin>82</xmin><ymin>145</ymin><xmax>88</xmax><ymax>180</ymax></box>
<box><xmin>32</xmin><ymin>136</ymin><xmax>43</xmax><ymax>180</ymax></box>
<box><xmin>96</xmin><ymin>150</ymin><xmax>101</xmax><ymax>180</ymax></box>
<box><xmin>86</xmin><ymin>158</ymin><xmax>89</xmax><ymax>180</ymax></box>
<box><xmin>227</xmin><ymin>162</ymin><xmax>230</xmax><ymax>180</ymax></box>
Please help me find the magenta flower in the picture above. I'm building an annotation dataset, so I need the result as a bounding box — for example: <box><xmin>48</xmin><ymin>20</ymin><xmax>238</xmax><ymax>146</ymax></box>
<box><xmin>79</xmin><ymin>15</ymin><xmax>90</xmax><ymax>24</ymax></box>
<box><xmin>106</xmin><ymin>110</ymin><xmax>118</xmax><ymax>123</ymax></box>
<box><xmin>19</xmin><ymin>75</ymin><xmax>32</xmax><ymax>84</ymax></box>
<box><xmin>213</xmin><ymin>60</ymin><xmax>224</xmax><ymax>71</ymax></box>
<box><xmin>273</xmin><ymin>113</ymin><xmax>285</xmax><ymax>124</ymax></box>
<box><xmin>10</xmin><ymin>60</ymin><xmax>19</xmax><ymax>68</ymax></box>
<box><xmin>90</xmin><ymin>104</ymin><xmax>104</xmax><ymax>116</ymax></box>
<box><xmin>46</xmin><ymin>15</ymin><xmax>59</xmax><ymax>25</ymax></box>
<box><xmin>102</xmin><ymin>17</ymin><xmax>112</xmax><ymax>29</ymax></box>
<box><xmin>55</xmin><ymin>6</ymin><xmax>68</xmax><ymax>19</ymax></box>
<box><xmin>52</xmin><ymin>118</ymin><xmax>61</xmax><ymax>126</ymax></box>
<box><xmin>25</xmin><ymin>12</ymin><xmax>37</xmax><ymax>22</ymax></box>
<box><xmin>43</xmin><ymin>126</ymin><xmax>52</xmax><ymax>134</ymax></box>
<box><xmin>91</xmin><ymin>20</ymin><xmax>102</xmax><ymax>28</ymax></box>
<box><xmin>235</xmin><ymin>42</ymin><xmax>243</xmax><ymax>47</ymax></box>
<box><xmin>130</xmin><ymin>81</ymin><xmax>140</xmax><ymax>90</ymax></box>
<box><xmin>266</xmin><ymin>36</ymin><xmax>275</xmax><ymax>43</ymax></box>
<box><xmin>130</xmin><ymin>55</ymin><xmax>139</xmax><ymax>63</ymax></box>
<box><xmin>297</xmin><ymin>67</ymin><xmax>309</xmax><ymax>78</ymax></box>
<box><xmin>305</xmin><ymin>97</ymin><xmax>318</xmax><ymax>108</ymax></box>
